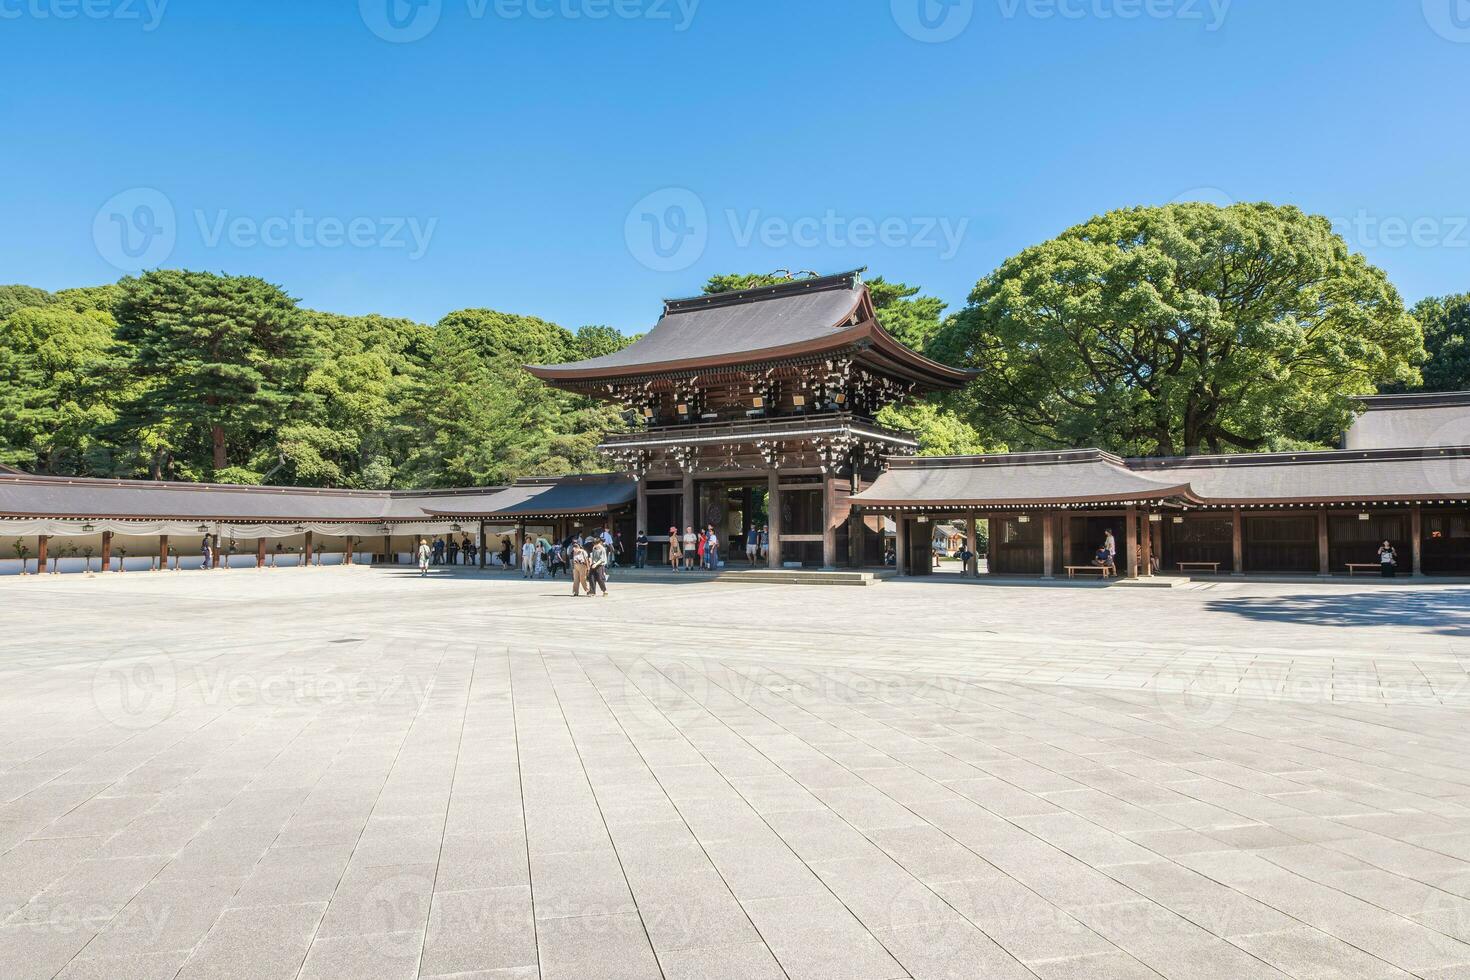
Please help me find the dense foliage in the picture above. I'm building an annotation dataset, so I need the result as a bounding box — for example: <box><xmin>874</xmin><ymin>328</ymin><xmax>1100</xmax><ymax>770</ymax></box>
<box><xmin>1404</xmin><ymin>293</ymin><xmax>1470</xmax><ymax>393</ymax></box>
<box><xmin>931</xmin><ymin>203</ymin><xmax>1425</xmax><ymax>456</ymax></box>
<box><xmin>0</xmin><ymin>270</ymin><xmax>630</xmax><ymax>487</ymax></box>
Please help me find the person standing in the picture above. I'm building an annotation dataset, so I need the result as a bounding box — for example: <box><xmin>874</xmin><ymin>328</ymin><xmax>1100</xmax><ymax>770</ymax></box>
<box><xmin>417</xmin><ymin>538</ymin><xmax>431</xmax><ymax>576</ymax></box>
<box><xmin>521</xmin><ymin>536</ymin><xmax>535</xmax><ymax>578</ymax></box>
<box><xmin>669</xmin><ymin>526</ymin><xmax>681</xmax><ymax>571</ymax></box>
<box><xmin>635</xmin><ymin>530</ymin><xmax>648</xmax><ymax>569</ymax></box>
<box><xmin>759</xmin><ymin>524</ymin><xmax>769</xmax><ymax>561</ymax></box>
<box><xmin>696</xmin><ymin>528</ymin><xmax>706</xmax><ymax>570</ymax></box>
<box><xmin>746</xmin><ymin>524</ymin><xmax>760</xmax><ymax>565</ymax></box>
<box><xmin>599</xmin><ymin>526</ymin><xmax>616</xmax><ymax>568</ymax></box>
<box><xmin>570</xmin><ymin>539</ymin><xmax>589</xmax><ymax>595</ymax></box>
<box><xmin>1103</xmin><ymin>530</ymin><xmax>1117</xmax><ymax>568</ymax></box>
<box><xmin>683</xmin><ymin>526</ymin><xmax>697</xmax><ymax>571</ymax></box>
<box><xmin>589</xmin><ymin>538</ymin><xmax>610</xmax><ymax>595</ymax></box>
<box><xmin>200</xmin><ymin>535</ymin><xmax>213</xmax><ymax>571</ymax></box>
<box><xmin>1378</xmin><ymin>540</ymin><xmax>1399</xmax><ymax>578</ymax></box>
<box><xmin>706</xmin><ymin>525</ymin><xmax>720</xmax><ymax>570</ymax></box>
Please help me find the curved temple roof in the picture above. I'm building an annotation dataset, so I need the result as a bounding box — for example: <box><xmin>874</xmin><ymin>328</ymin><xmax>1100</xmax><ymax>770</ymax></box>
<box><xmin>0</xmin><ymin>472</ymin><xmax>509</xmax><ymax>524</ymax></box>
<box><xmin>851</xmin><ymin>451</ymin><xmax>1201</xmax><ymax>508</ymax></box>
<box><xmin>526</xmin><ymin>271</ymin><xmax>974</xmax><ymax>390</ymax></box>
<box><xmin>420</xmin><ymin>475</ymin><xmax>636</xmax><ymax>520</ymax></box>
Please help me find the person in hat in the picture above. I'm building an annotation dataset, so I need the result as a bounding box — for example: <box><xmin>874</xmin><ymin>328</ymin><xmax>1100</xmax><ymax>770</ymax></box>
<box><xmin>668</xmin><ymin>526</ymin><xmax>681</xmax><ymax>571</ymax></box>
<box><xmin>417</xmin><ymin>538</ymin><xmax>431</xmax><ymax>576</ymax></box>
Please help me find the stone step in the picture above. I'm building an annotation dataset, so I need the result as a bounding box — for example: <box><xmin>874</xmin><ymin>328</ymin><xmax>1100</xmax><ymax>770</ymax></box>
<box><xmin>717</xmin><ymin>570</ymin><xmax>880</xmax><ymax>587</ymax></box>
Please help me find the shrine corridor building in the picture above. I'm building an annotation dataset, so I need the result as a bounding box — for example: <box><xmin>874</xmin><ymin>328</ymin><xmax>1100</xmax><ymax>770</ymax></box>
<box><xmin>3</xmin><ymin>272</ymin><xmax>1469</xmax><ymax>578</ymax></box>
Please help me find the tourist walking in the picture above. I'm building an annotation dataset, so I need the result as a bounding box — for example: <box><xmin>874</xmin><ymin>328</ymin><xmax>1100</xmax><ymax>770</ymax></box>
<box><xmin>746</xmin><ymin>524</ymin><xmax>759</xmax><ymax>565</ymax></box>
<box><xmin>600</xmin><ymin>526</ymin><xmax>616</xmax><ymax>568</ymax></box>
<box><xmin>417</xmin><ymin>538</ymin><xmax>431</xmax><ymax>576</ymax></box>
<box><xmin>759</xmin><ymin>524</ymin><xmax>769</xmax><ymax>561</ymax></box>
<box><xmin>1103</xmin><ymin>529</ymin><xmax>1117</xmax><ymax>565</ymax></box>
<box><xmin>570</xmin><ymin>539</ymin><xmax>589</xmax><ymax>595</ymax></box>
<box><xmin>588</xmin><ymin>539</ymin><xmax>610</xmax><ymax>595</ymax></box>
<box><xmin>635</xmin><ymin>530</ymin><xmax>648</xmax><ymax>569</ymax></box>
<box><xmin>669</xmin><ymin>527</ymin><xmax>681</xmax><ymax>571</ymax></box>
<box><xmin>200</xmin><ymin>535</ymin><xmax>213</xmax><ymax>571</ymax></box>
<box><xmin>1378</xmin><ymin>540</ymin><xmax>1399</xmax><ymax>578</ymax></box>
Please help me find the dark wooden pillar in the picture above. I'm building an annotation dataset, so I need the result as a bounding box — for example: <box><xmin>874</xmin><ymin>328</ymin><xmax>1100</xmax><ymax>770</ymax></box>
<box><xmin>636</xmin><ymin>481</ymin><xmax>649</xmax><ymax>540</ymax></box>
<box><xmin>478</xmin><ymin>523</ymin><xmax>486</xmax><ymax>568</ymax></box>
<box><xmin>1316</xmin><ymin>509</ymin><xmax>1330</xmax><ymax>576</ymax></box>
<box><xmin>681</xmin><ymin>472</ymin><xmax>695</xmax><ymax>538</ymax></box>
<box><xmin>1410</xmin><ymin>505</ymin><xmax>1423</xmax><ymax>576</ymax></box>
<box><xmin>1231</xmin><ymin>508</ymin><xmax>1244</xmax><ymax>575</ymax></box>
<box><xmin>159</xmin><ymin>535</ymin><xmax>169</xmax><ymax>572</ymax></box>
<box><xmin>1140</xmin><ymin>512</ymin><xmax>1154</xmax><ymax>577</ymax></box>
<box><xmin>965</xmin><ymin>515</ymin><xmax>977</xmax><ymax>577</ymax></box>
<box><xmin>303</xmin><ymin>531</ymin><xmax>314</xmax><ymax>568</ymax></box>
<box><xmin>343</xmin><ymin>535</ymin><xmax>353</xmax><ymax>566</ymax></box>
<box><xmin>383</xmin><ymin>534</ymin><xmax>393</xmax><ymax>565</ymax></box>
<box><xmin>100</xmin><ymin>530</ymin><xmax>113</xmax><ymax>573</ymax></box>
<box><xmin>766</xmin><ymin>470</ymin><xmax>782</xmax><ymax>569</ymax></box>
<box><xmin>211</xmin><ymin>533</ymin><xmax>220</xmax><ymax>570</ymax></box>
<box><xmin>822</xmin><ymin>475</ymin><xmax>840</xmax><ymax>570</ymax></box>
<box><xmin>1124</xmin><ymin>508</ymin><xmax>1138</xmax><ymax>579</ymax></box>
<box><xmin>1060</xmin><ymin>512</ymin><xmax>1072</xmax><ymax>570</ymax></box>
<box><xmin>256</xmin><ymin>538</ymin><xmax>266</xmax><ymax>569</ymax></box>
<box><xmin>36</xmin><ymin>536</ymin><xmax>48</xmax><ymax>574</ymax></box>
<box><xmin>895</xmin><ymin>513</ymin><xmax>908</xmax><ymax>576</ymax></box>
<box><xmin>1042</xmin><ymin>513</ymin><xmax>1055</xmax><ymax>579</ymax></box>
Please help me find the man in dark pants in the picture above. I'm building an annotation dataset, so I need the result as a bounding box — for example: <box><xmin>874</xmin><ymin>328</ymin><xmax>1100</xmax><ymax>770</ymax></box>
<box><xmin>588</xmin><ymin>540</ymin><xmax>610</xmax><ymax>595</ymax></box>
<box><xmin>634</xmin><ymin>530</ymin><xmax>648</xmax><ymax>569</ymax></box>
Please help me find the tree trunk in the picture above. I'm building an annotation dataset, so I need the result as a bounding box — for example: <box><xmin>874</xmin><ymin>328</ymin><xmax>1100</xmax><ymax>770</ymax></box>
<box><xmin>212</xmin><ymin>426</ymin><xmax>227</xmax><ymax>470</ymax></box>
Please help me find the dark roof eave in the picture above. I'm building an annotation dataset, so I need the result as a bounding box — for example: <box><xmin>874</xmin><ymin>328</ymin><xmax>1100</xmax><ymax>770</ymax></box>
<box><xmin>852</xmin><ymin>486</ymin><xmax>1203</xmax><ymax>508</ymax></box>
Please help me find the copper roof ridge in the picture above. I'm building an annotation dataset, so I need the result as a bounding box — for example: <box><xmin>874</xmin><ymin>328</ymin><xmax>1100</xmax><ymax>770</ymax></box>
<box><xmin>661</xmin><ymin>270</ymin><xmax>865</xmax><ymax>313</ymax></box>
<box><xmin>1354</xmin><ymin>390</ymin><xmax>1470</xmax><ymax>409</ymax></box>
<box><xmin>884</xmin><ymin>449</ymin><xmax>1125</xmax><ymax>468</ymax></box>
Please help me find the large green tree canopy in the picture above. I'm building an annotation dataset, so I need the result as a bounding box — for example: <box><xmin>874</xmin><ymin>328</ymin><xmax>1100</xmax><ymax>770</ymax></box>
<box><xmin>931</xmin><ymin>203</ymin><xmax>1425</xmax><ymax>456</ymax></box>
<box><xmin>1408</xmin><ymin>293</ymin><xmax>1470</xmax><ymax>393</ymax></box>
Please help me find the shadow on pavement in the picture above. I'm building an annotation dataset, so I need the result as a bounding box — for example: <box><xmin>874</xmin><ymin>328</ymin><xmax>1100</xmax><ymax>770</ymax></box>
<box><xmin>1205</xmin><ymin>588</ymin><xmax>1470</xmax><ymax>636</ymax></box>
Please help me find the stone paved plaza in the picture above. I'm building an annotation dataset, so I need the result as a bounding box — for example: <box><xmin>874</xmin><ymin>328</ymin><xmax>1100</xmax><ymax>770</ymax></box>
<box><xmin>3</xmin><ymin>567</ymin><xmax>1470</xmax><ymax>979</ymax></box>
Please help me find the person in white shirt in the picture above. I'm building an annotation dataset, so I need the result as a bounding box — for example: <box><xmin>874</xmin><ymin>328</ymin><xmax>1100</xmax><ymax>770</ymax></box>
<box><xmin>417</xmin><ymin>539</ymin><xmax>431</xmax><ymax>577</ymax></box>
<box><xmin>520</xmin><ymin>538</ymin><xmax>535</xmax><ymax>578</ymax></box>
<box><xmin>682</xmin><ymin>526</ymin><xmax>697</xmax><ymax>571</ymax></box>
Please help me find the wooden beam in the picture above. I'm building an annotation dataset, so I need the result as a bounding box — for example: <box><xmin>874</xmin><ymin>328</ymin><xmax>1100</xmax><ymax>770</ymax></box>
<box><xmin>1042</xmin><ymin>513</ymin><xmax>1055</xmax><ymax>579</ymax></box>
<box><xmin>101</xmin><ymin>530</ymin><xmax>113</xmax><ymax>573</ymax></box>
<box><xmin>636</xmin><ymin>481</ymin><xmax>648</xmax><ymax>542</ymax></box>
<box><xmin>159</xmin><ymin>535</ymin><xmax>169</xmax><ymax>572</ymax></box>
<box><xmin>1410</xmin><ymin>505</ymin><xmax>1423</xmax><ymax>577</ymax></box>
<box><xmin>1140</xmin><ymin>512</ymin><xmax>1154</xmax><ymax>577</ymax></box>
<box><xmin>1124</xmin><ymin>509</ymin><xmax>1138</xmax><ymax>579</ymax></box>
<box><xmin>681</xmin><ymin>472</ymin><xmax>695</xmax><ymax>535</ymax></box>
<box><xmin>965</xmin><ymin>514</ymin><xmax>977</xmax><ymax>577</ymax></box>
<box><xmin>36</xmin><ymin>535</ymin><xmax>48</xmax><ymax>574</ymax></box>
<box><xmin>479</xmin><ymin>522</ymin><xmax>488</xmax><ymax>569</ymax></box>
<box><xmin>1231</xmin><ymin>508</ymin><xmax>1244</xmax><ymax>576</ymax></box>
<box><xmin>895</xmin><ymin>513</ymin><xmax>908</xmax><ymax>576</ymax></box>
<box><xmin>1316</xmin><ymin>509</ymin><xmax>1330</xmax><ymax>577</ymax></box>
<box><xmin>257</xmin><ymin>537</ymin><xmax>267</xmax><ymax>569</ymax></box>
<box><xmin>822</xmin><ymin>476</ymin><xmax>839</xmax><ymax>570</ymax></box>
<box><xmin>767</xmin><ymin>470</ymin><xmax>782</xmax><ymax>569</ymax></box>
<box><xmin>1060</xmin><ymin>512</ymin><xmax>1072</xmax><ymax>570</ymax></box>
<box><xmin>303</xmin><ymin>530</ymin><xmax>314</xmax><ymax>568</ymax></box>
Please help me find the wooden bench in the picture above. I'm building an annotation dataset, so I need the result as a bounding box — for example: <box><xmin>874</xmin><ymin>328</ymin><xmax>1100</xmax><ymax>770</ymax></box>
<box><xmin>1177</xmin><ymin>561</ymin><xmax>1222</xmax><ymax>573</ymax></box>
<box><xmin>1345</xmin><ymin>563</ymin><xmax>1383</xmax><ymax>576</ymax></box>
<box><xmin>1064</xmin><ymin>565</ymin><xmax>1114</xmax><ymax>579</ymax></box>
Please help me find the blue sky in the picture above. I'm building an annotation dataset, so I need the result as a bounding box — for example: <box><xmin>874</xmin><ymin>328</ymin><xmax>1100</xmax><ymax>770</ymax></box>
<box><xmin>2</xmin><ymin>0</ymin><xmax>1468</xmax><ymax>333</ymax></box>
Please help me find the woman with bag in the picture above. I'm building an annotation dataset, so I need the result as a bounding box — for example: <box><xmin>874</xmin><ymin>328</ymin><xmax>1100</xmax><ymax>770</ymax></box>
<box><xmin>1378</xmin><ymin>540</ymin><xmax>1399</xmax><ymax>578</ymax></box>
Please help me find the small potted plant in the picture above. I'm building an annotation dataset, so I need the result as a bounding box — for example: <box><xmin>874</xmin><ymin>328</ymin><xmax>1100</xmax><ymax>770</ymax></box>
<box><xmin>12</xmin><ymin>540</ymin><xmax>31</xmax><ymax>576</ymax></box>
<box><xmin>170</xmin><ymin>545</ymin><xmax>180</xmax><ymax>571</ymax></box>
<box><xmin>116</xmin><ymin>546</ymin><xmax>128</xmax><ymax>573</ymax></box>
<box><xmin>314</xmin><ymin>542</ymin><xmax>325</xmax><ymax>567</ymax></box>
<box><xmin>82</xmin><ymin>545</ymin><xmax>96</xmax><ymax>574</ymax></box>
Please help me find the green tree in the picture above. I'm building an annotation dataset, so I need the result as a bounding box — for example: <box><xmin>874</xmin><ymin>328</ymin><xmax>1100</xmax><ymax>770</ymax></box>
<box><xmin>1407</xmin><ymin>293</ymin><xmax>1470</xmax><ymax>392</ymax></box>
<box><xmin>0</xmin><ymin>285</ymin><xmax>55</xmax><ymax>319</ymax></box>
<box><xmin>0</xmin><ymin>305</ymin><xmax>117</xmax><ymax>472</ymax></box>
<box><xmin>876</xmin><ymin>401</ymin><xmax>998</xmax><ymax>456</ymax></box>
<box><xmin>574</xmin><ymin>324</ymin><xmax>634</xmax><ymax>360</ymax></box>
<box><xmin>113</xmin><ymin>270</ymin><xmax>317</xmax><ymax>478</ymax></box>
<box><xmin>932</xmin><ymin>203</ymin><xmax>1424</xmax><ymax>456</ymax></box>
